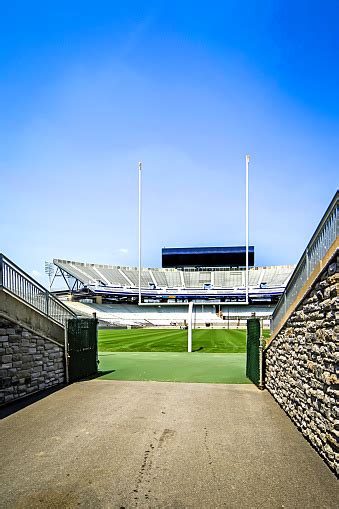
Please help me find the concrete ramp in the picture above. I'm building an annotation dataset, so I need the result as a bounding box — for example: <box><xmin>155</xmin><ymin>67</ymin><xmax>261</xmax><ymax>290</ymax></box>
<box><xmin>0</xmin><ymin>380</ymin><xmax>337</xmax><ymax>508</ymax></box>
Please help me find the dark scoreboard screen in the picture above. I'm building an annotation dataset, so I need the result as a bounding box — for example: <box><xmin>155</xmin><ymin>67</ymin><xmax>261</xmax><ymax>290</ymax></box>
<box><xmin>162</xmin><ymin>246</ymin><xmax>254</xmax><ymax>268</ymax></box>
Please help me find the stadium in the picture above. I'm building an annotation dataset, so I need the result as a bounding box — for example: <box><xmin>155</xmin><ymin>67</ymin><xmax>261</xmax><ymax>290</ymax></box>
<box><xmin>1</xmin><ymin>4</ymin><xmax>339</xmax><ymax>504</ymax></box>
<box><xmin>52</xmin><ymin>248</ymin><xmax>295</xmax><ymax>329</ymax></box>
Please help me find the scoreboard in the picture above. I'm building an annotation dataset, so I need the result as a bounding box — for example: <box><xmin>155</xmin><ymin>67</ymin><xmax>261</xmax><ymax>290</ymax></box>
<box><xmin>162</xmin><ymin>246</ymin><xmax>254</xmax><ymax>268</ymax></box>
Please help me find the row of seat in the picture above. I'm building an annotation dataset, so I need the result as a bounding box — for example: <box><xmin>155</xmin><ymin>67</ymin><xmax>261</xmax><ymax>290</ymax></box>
<box><xmin>54</xmin><ymin>259</ymin><xmax>294</xmax><ymax>289</ymax></box>
<box><xmin>65</xmin><ymin>301</ymin><xmax>273</xmax><ymax>327</ymax></box>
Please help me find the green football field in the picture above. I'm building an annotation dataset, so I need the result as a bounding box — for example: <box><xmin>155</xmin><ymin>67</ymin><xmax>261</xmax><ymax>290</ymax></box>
<box><xmin>98</xmin><ymin>327</ymin><xmax>249</xmax><ymax>353</ymax></box>
<box><xmin>96</xmin><ymin>328</ymin><xmax>269</xmax><ymax>384</ymax></box>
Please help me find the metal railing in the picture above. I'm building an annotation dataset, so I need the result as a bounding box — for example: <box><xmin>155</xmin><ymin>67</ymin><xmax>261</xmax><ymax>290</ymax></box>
<box><xmin>271</xmin><ymin>191</ymin><xmax>339</xmax><ymax>334</ymax></box>
<box><xmin>0</xmin><ymin>254</ymin><xmax>76</xmax><ymax>327</ymax></box>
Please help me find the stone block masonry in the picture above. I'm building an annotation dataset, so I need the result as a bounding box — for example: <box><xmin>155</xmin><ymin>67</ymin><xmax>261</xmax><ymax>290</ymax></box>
<box><xmin>0</xmin><ymin>317</ymin><xmax>65</xmax><ymax>405</ymax></box>
<box><xmin>265</xmin><ymin>256</ymin><xmax>338</xmax><ymax>475</ymax></box>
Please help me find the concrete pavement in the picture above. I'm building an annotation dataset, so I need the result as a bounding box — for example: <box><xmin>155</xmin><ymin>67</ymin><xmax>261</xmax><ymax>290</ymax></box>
<box><xmin>0</xmin><ymin>380</ymin><xmax>338</xmax><ymax>508</ymax></box>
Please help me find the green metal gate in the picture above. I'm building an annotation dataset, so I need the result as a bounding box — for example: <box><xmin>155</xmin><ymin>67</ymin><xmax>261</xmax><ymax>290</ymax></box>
<box><xmin>246</xmin><ymin>318</ymin><xmax>264</xmax><ymax>388</ymax></box>
<box><xmin>66</xmin><ymin>317</ymin><xmax>98</xmax><ymax>383</ymax></box>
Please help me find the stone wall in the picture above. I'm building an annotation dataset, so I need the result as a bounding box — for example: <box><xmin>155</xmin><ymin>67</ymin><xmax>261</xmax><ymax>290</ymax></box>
<box><xmin>266</xmin><ymin>257</ymin><xmax>338</xmax><ymax>474</ymax></box>
<box><xmin>0</xmin><ymin>316</ymin><xmax>65</xmax><ymax>405</ymax></box>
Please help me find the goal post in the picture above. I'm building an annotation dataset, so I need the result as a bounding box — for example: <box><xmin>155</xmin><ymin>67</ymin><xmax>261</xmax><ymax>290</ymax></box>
<box><xmin>137</xmin><ymin>155</ymin><xmax>250</xmax><ymax>352</ymax></box>
<box><xmin>187</xmin><ymin>301</ymin><xmax>193</xmax><ymax>353</ymax></box>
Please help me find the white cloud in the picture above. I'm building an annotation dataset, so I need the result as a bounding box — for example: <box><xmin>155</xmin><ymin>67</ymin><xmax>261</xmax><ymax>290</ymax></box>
<box><xmin>118</xmin><ymin>248</ymin><xmax>129</xmax><ymax>254</ymax></box>
<box><xmin>31</xmin><ymin>269</ymin><xmax>41</xmax><ymax>277</ymax></box>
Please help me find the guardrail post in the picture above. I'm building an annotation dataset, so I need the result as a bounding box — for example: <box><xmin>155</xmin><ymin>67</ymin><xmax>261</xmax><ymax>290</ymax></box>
<box><xmin>0</xmin><ymin>254</ymin><xmax>3</xmax><ymax>287</ymax></box>
<box><xmin>93</xmin><ymin>312</ymin><xmax>99</xmax><ymax>369</ymax></box>
<box><xmin>258</xmin><ymin>318</ymin><xmax>265</xmax><ymax>390</ymax></box>
<box><xmin>46</xmin><ymin>291</ymin><xmax>49</xmax><ymax>316</ymax></box>
<box><xmin>306</xmin><ymin>248</ymin><xmax>310</xmax><ymax>278</ymax></box>
<box><xmin>64</xmin><ymin>319</ymin><xmax>70</xmax><ymax>384</ymax></box>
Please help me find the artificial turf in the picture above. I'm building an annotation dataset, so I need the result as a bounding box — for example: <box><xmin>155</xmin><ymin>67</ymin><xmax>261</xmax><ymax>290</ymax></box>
<box><xmin>97</xmin><ymin>328</ymin><xmax>269</xmax><ymax>384</ymax></box>
<box><xmin>98</xmin><ymin>328</ymin><xmax>248</xmax><ymax>353</ymax></box>
<box><xmin>98</xmin><ymin>352</ymin><xmax>250</xmax><ymax>384</ymax></box>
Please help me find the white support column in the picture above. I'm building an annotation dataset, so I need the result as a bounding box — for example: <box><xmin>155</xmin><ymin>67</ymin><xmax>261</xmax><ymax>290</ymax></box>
<box><xmin>119</xmin><ymin>268</ymin><xmax>133</xmax><ymax>286</ymax></box>
<box><xmin>241</xmin><ymin>269</ymin><xmax>245</xmax><ymax>286</ymax></box>
<box><xmin>93</xmin><ymin>266</ymin><xmax>111</xmax><ymax>285</ymax></box>
<box><xmin>138</xmin><ymin>161</ymin><xmax>142</xmax><ymax>305</ymax></box>
<box><xmin>187</xmin><ymin>301</ymin><xmax>193</xmax><ymax>352</ymax></box>
<box><xmin>180</xmin><ymin>270</ymin><xmax>185</xmax><ymax>288</ymax></box>
<box><xmin>149</xmin><ymin>269</ymin><xmax>158</xmax><ymax>287</ymax></box>
<box><xmin>258</xmin><ymin>268</ymin><xmax>265</xmax><ymax>285</ymax></box>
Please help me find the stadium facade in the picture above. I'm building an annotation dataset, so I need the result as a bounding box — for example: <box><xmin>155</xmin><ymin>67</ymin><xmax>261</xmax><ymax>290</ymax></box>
<box><xmin>52</xmin><ymin>247</ymin><xmax>295</xmax><ymax>327</ymax></box>
<box><xmin>53</xmin><ymin>261</ymin><xmax>293</xmax><ymax>305</ymax></box>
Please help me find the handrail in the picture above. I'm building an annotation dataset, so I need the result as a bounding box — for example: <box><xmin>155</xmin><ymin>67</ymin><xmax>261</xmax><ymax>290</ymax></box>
<box><xmin>0</xmin><ymin>253</ymin><xmax>76</xmax><ymax>327</ymax></box>
<box><xmin>271</xmin><ymin>191</ymin><xmax>339</xmax><ymax>335</ymax></box>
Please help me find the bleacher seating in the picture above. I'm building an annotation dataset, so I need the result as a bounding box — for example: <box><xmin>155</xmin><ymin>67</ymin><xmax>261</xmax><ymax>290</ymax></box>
<box><xmin>214</xmin><ymin>270</ymin><xmax>243</xmax><ymax>288</ymax></box>
<box><xmin>120</xmin><ymin>269</ymin><xmax>153</xmax><ymax>287</ymax></box>
<box><xmin>183</xmin><ymin>271</ymin><xmax>211</xmax><ymax>288</ymax></box>
<box><xmin>54</xmin><ymin>261</ymin><xmax>94</xmax><ymax>284</ymax></box>
<box><xmin>248</xmin><ymin>269</ymin><xmax>262</xmax><ymax>286</ymax></box>
<box><xmin>65</xmin><ymin>301</ymin><xmax>273</xmax><ymax>328</ymax></box>
<box><xmin>260</xmin><ymin>267</ymin><xmax>292</xmax><ymax>286</ymax></box>
<box><xmin>53</xmin><ymin>259</ymin><xmax>294</xmax><ymax>291</ymax></box>
<box><xmin>221</xmin><ymin>305</ymin><xmax>274</xmax><ymax>317</ymax></box>
<box><xmin>94</xmin><ymin>266</ymin><xmax>130</xmax><ymax>286</ymax></box>
<box><xmin>66</xmin><ymin>302</ymin><xmax>220</xmax><ymax>326</ymax></box>
<box><xmin>164</xmin><ymin>271</ymin><xmax>182</xmax><ymax>288</ymax></box>
<box><xmin>151</xmin><ymin>270</ymin><xmax>168</xmax><ymax>287</ymax></box>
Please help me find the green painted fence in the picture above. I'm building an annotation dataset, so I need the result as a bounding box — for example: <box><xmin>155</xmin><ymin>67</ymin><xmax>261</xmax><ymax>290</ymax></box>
<box><xmin>246</xmin><ymin>318</ymin><xmax>264</xmax><ymax>388</ymax></box>
<box><xmin>66</xmin><ymin>317</ymin><xmax>98</xmax><ymax>382</ymax></box>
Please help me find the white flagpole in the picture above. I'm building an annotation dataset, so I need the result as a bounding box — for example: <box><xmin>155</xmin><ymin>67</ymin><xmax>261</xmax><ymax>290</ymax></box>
<box><xmin>245</xmin><ymin>155</ymin><xmax>250</xmax><ymax>304</ymax></box>
<box><xmin>138</xmin><ymin>161</ymin><xmax>142</xmax><ymax>305</ymax></box>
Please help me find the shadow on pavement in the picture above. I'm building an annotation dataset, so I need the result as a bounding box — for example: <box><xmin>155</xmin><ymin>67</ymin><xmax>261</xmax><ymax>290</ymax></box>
<box><xmin>82</xmin><ymin>370</ymin><xmax>116</xmax><ymax>381</ymax></box>
<box><xmin>0</xmin><ymin>384</ymin><xmax>66</xmax><ymax>420</ymax></box>
<box><xmin>0</xmin><ymin>371</ymin><xmax>117</xmax><ymax>418</ymax></box>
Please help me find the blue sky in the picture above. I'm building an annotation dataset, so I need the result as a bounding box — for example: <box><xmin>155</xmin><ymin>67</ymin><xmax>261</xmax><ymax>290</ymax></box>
<box><xmin>0</xmin><ymin>0</ymin><xmax>338</xmax><ymax>285</ymax></box>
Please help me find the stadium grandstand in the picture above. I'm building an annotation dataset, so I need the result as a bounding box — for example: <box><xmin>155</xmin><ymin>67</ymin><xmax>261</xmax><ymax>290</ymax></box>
<box><xmin>52</xmin><ymin>246</ymin><xmax>295</xmax><ymax>328</ymax></box>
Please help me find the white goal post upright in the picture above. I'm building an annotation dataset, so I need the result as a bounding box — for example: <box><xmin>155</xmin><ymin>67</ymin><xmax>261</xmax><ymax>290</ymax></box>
<box><xmin>245</xmin><ymin>154</ymin><xmax>250</xmax><ymax>305</ymax></box>
<box><xmin>138</xmin><ymin>161</ymin><xmax>142</xmax><ymax>306</ymax></box>
<box><xmin>137</xmin><ymin>156</ymin><xmax>250</xmax><ymax>352</ymax></box>
<box><xmin>137</xmin><ymin>160</ymin><xmax>193</xmax><ymax>352</ymax></box>
<box><xmin>187</xmin><ymin>301</ymin><xmax>193</xmax><ymax>353</ymax></box>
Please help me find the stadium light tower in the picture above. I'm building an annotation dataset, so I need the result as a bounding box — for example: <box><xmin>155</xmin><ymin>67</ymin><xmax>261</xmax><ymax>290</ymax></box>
<box><xmin>138</xmin><ymin>161</ymin><xmax>142</xmax><ymax>305</ymax></box>
<box><xmin>45</xmin><ymin>261</ymin><xmax>54</xmax><ymax>291</ymax></box>
<box><xmin>245</xmin><ymin>154</ymin><xmax>250</xmax><ymax>304</ymax></box>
